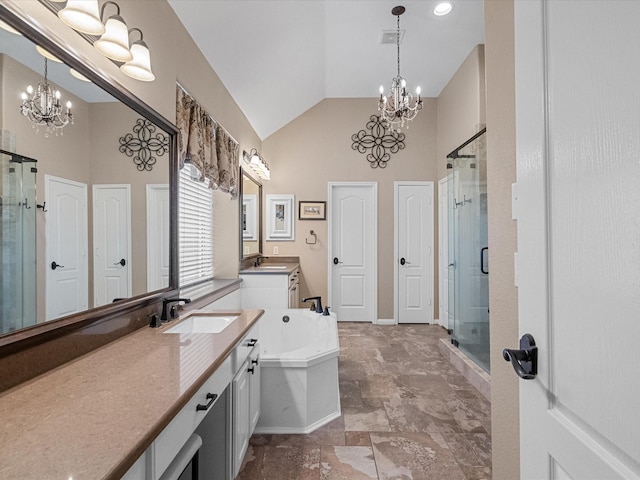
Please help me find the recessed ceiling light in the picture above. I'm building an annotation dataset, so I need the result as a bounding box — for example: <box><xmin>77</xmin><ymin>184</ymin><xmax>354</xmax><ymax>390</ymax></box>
<box><xmin>434</xmin><ymin>2</ymin><xmax>453</xmax><ymax>16</ymax></box>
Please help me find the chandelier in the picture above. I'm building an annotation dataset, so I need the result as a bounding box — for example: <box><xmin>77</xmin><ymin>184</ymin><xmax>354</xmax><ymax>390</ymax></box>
<box><xmin>378</xmin><ymin>5</ymin><xmax>422</xmax><ymax>133</ymax></box>
<box><xmin>20</xmin><ymin>58</ymin><xmax>73</xmax><ymax>137</ymax></box>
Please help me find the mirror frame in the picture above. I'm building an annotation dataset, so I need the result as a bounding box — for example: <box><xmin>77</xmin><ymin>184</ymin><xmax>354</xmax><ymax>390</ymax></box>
<box><xmin>0</xmin><ymin>4</ymin><xmax>178</xmax><ymax>351</ymax></box>
<box><xmin>239</xmin><ymin>167</ymin><xmax>262</xmax><ymax>261</ymax></box>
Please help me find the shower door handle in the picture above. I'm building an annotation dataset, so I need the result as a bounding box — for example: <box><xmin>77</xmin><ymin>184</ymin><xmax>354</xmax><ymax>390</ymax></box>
<box><xmin>51</xmin><ymin>261</ymin><xmax>65</xmax><ymax>270</ymax></box>
<box><xmin>480</xmin><ymin>247</ymin><xmax>488</xmax><ymax>274</ymax></box>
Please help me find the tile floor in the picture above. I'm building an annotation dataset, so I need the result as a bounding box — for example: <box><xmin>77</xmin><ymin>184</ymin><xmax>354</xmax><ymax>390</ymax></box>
<box><xmin>238</xmin><ymin>323</ymin><xmax>492</xmax><ymax>480</ymax></box>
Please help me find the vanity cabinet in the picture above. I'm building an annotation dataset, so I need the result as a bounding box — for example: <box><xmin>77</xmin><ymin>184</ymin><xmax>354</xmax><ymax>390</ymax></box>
<box><xmin>231</xmin><ymin>323</ymin><xmax>261</xmax><ymax>478</ymax></box>
<box><xmin>241</xmin><ymin>266</ymin><xmax>301</xmax><ymax>309</ymax></box>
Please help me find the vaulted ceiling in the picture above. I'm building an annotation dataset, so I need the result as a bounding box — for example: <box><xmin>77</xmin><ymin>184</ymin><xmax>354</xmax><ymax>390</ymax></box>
<box><xmin>168</xmin><ymin>0</ymin><xmax>485</xmax><ymax>140</ymax></box>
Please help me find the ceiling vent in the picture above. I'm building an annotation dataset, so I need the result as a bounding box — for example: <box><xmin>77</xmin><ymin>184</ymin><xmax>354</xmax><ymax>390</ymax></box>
<box><xmin>381</xmin><ymin>29</ymin><xmax>405</xmax><ymax>44</ymax></box>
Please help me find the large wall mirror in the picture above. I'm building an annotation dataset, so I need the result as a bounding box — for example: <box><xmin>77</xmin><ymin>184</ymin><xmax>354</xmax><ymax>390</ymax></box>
<box><xmin>0</xmin><ymin>6</ymin><xmax>177</xmax><ymax>342</ymax></box>
<box><xmin>240</xmin><ymin>168</ymin><xmax>262</xmax><ymax>259</ymax></box>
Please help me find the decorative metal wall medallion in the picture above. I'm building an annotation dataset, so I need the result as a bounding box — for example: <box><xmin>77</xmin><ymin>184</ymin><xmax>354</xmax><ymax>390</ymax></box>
<box><xmin>119</xmin><ymin>118</ymin><xmax>169</xmax><ymax>171</ymax></box>
<box><xmin>351</xmin><ymin>115</ymin><xmax>405</xmax><ymax>168</ymax></box>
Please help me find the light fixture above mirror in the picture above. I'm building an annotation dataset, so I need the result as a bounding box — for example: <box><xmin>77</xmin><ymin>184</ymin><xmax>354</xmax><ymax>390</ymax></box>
<box><xmin>93</xmin><ymin>1</ymin><xmax>132</xmax><ymax>62</ymax></box>
<box><xmin>58</xmin><ymin>0</ymin><xmax>105</xmax><ymax>36</ymax></box>
<box><xmin>244</xmin><ymin>148</ymin><xmax>270</xmax><ymax>180</ymax></box>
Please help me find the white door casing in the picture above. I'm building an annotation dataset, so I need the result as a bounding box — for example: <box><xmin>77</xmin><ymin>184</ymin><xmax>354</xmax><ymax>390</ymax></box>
<box><xmin>328</xmin><ymin>182</ymin><xmax>377</xmax><ymax>323</ymax></box>
<box><xmin>515</xmin><ymin>1</ymin><xmax>639</xmax><ymax>478</ymax></box>
<box><xmin>394</xmin><ymin>181</ymin><xmax>433</xmax><ymax>324</ymax></box>
<box><xmin>45</xmin><ymin>175</ymin><xmax>88</xmax><ymax>321</ymax></box>
<box><xmin>438</xmin><ymin>176</ymin><xmax>450</xmax><ymax>329</ymax></box>
<box><xmin>93</xmin><ymin>184</ymin><xmax>131</xmax><ymax>307</ymax></box>
<box><xmin>147</xmin><ymin>184</ymin><xmax>170</xmax><ymax>292</ymax></box>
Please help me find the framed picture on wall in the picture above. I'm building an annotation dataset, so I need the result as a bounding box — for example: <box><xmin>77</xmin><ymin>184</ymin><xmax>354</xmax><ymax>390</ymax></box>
<box><xmin>299</xmin><ymin>201</ymin><xmax>326</xmax><ymax>220</ymax></box>
<box><xmin>266</xmin><ymin>194</ymin><xmax>295</xmax><ymax>240</ymax></box>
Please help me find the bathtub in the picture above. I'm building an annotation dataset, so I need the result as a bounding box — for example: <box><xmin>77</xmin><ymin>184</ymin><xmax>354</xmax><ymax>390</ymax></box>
<box><xmin>255</xmin><ymin>309</ymin><xmax>341</xmax><ymax>434</ymax></box>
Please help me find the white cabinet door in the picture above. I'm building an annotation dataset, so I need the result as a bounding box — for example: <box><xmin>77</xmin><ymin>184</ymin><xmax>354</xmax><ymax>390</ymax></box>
<box><xmin>248</xmin><ymin>350</ymin><xmax>261</xmax><ymax>434</ymax></box>
<box><xmin>232</xmin><ymin>360</ymin><xmax>250</xmax><ymax>478</ymax></box>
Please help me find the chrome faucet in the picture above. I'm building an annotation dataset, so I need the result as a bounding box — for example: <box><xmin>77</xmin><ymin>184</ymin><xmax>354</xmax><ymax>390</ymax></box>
<box><xmin>301</xmin><ymin>296</ymin><xmax>323</xmax><ymax>314</ymax></box>
<box><xmin>161</xmin><ymin>297</ymin><xmax>191</xmax><ymax>321</ymax></box>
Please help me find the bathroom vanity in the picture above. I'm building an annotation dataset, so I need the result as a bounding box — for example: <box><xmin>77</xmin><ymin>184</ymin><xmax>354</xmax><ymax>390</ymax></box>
<box><xmin>240</xmin><ymin>262</ymin><xmax>300</xmax><ymax>309</ymax></box>
<box><xmin>0</xmin><ymin>308</ymin><xmax>263</xmax><ymax>480</ymax></box>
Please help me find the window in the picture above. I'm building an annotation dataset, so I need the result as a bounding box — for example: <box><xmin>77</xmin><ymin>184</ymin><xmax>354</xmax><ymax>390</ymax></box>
<box><xmin>179</xmin><ymin>166</ymin><xmax>214</xmax><ymax>288</ymax></box>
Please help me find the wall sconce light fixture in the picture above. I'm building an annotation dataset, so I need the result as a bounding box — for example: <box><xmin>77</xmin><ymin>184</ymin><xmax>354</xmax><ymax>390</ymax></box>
<box><xmin>120</xmin><ymin>28</ymin><xmax>155</xmax><ymax>82</ymax></box>
<box><xmin>94</xmin><ymin>1</ymin><xmax>133</xmax><ymax>62</ymax></box>
<box><xmin>244</xmin><ymin>149</ymin><xmax>270</xmax><ymax>180</ymax></box>
<box><xmin>58</xmin><ymin>0</ymin><xmax>105</xmax><ymax>36</ymax></box>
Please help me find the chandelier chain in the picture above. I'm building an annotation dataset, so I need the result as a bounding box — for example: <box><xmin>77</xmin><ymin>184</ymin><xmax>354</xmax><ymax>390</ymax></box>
<box><xmin>396</xmin><ymin>14</ymin><xmax>400</xmax><ymax>78</ymax></box>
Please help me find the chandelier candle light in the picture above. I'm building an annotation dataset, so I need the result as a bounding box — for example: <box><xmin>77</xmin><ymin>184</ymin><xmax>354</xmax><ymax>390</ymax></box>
<box><xmin>378</xmin><ymin>5</ymin><xmax>422</xmax><ymax>133</ymax></box>
<box><xmin>20</xmin><ymin>58</ymin><xmax>73</xmax><ymax>137</ymax></box>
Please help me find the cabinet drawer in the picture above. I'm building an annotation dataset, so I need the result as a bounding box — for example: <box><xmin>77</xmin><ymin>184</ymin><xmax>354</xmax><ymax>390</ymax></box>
<box><xmin>153</xmin><ymin>356</ymin><xmax>232</xmax><ymax>479</ymax></box>
<box><xmin>232</xmin><ymin>322</ymin><xmax>259</xmax><ymax>372</ymax></box>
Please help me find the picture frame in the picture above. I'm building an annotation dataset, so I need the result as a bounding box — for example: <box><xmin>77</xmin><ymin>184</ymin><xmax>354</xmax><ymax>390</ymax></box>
<box><xmin>298</xmin><ymin>201</ymin><xmax>326</xmax><ymax>220</ymax></box>
<box><xmin>266</xmin><ymin>194</ymin><xmax>295</xmax><ymax>241</ymax></box>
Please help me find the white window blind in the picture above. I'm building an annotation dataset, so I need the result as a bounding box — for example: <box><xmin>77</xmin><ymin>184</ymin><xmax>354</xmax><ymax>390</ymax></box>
<box><xmin>179</xmin><ymin>168</ymin><xmax>214</xmax><ymax>288</ymax></box>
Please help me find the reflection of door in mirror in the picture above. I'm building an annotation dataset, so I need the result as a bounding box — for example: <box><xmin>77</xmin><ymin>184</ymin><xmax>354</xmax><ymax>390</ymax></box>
<box><xmin>241</xmin><ymin>171</ymin><xmax>261</xmax><ymax>257</ymax></box>
<box><xmin>0</xmin><ymin>26</ymin><xmax>171</xmax><ymax>334</ymax></box>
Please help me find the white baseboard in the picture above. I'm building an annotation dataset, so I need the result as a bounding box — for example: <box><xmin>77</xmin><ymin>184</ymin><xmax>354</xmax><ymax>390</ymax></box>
<box><xmin>376</xmin><ymin>318</ymin><xmax>396</xmax><ymax>326</ymax></box>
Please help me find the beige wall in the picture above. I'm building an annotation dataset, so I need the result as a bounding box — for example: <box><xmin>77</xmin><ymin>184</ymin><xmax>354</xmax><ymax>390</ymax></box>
<box><xmin>485</xmin><ymin>1</ymin><xmax>520</xmax><ymax>478</ymax></box>
<box><xmin>262</xmin><ymin>98</ymin><xmax>437</xmax><ymax>319</ymax></box>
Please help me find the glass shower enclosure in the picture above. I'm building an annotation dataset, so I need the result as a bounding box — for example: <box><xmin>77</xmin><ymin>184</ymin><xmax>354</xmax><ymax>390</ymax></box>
<box><xmin>447</xmin><ymin>129</ymin><xmax>490</xmax><ymax>372</ymax></box>
<box><xmin>1</xmin><ymin>149</ymin><xmax>37</xmax><ymax>334</ymax></box>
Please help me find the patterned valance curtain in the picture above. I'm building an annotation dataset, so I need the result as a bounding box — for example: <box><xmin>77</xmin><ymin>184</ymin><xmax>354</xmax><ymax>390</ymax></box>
<box><xmin>176</xmin><ymin>85</ymin><xmax>239</xmax><ymax>197</ymax></box>
<box><xmin>215</xmin><ymin>126</ymin><xmax>239</xmax><ymax>198</ymax></box>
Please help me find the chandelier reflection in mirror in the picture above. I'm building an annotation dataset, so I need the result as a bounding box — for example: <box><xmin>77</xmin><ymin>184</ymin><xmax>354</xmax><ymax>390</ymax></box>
<box><xmin>378</xmin><ymin>5</ymin><xmax>422</xmax><ymax>133</ymax></box>
<box><xmin>20</xmin><ymin>58</ymin><xmax>73</xmax><ymax>137</ymax></box>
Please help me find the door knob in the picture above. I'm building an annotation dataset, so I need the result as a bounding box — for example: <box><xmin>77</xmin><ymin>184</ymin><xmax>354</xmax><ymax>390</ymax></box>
<box><xmin>400</xmin><ymin>257</ymin><xmax>411</xmax><ymax>265</ymax></box>
<box><xmin>51</xmin><ymin>261</ymin><xmax>65</xmax><ymax>270</ymax></box>
<box><xmin>114</xmin><ymin>258</ymin><xmax>126</xmax><ymax>266</ymax></box>
<box><xmin>503</xmin><ymin>334</ymin><xmax>538</xmax><ymax>380</ymax></box>
<box><xmin>333</xmin><ymin>257</ymin><xmax>343</xmax><ymax>265</ymax></box>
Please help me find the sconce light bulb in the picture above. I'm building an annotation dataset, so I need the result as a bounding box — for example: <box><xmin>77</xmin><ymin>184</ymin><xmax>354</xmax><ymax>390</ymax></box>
<box><xmin>416</xmin><ymin>86</ymin><xmax>421</xmax><ymax>96</ymax></box>
<box><xmin>379</xmin><ymin>85</ymin><xmax>384</xmax><ymax>95</ymax></box>
<box><xmin>55</xmin><ymin>90</ymin><xmax>61</xmax><ymax>100</ymax></box>
<box><xmin>26</xmin><ymin>85</ymin><xmax>33</xmax><ymax>95</ymax></box>
<box><xmin>66</xmin><ymin>101</ymin><xmax>72</xmax><ymax>109</ymax></box>
<box><xmin>21</xmin><ymin>92</ymin><xmax>27</xmax><ymax>100</ymax></box>
<box><xmin>401</xmin><ymin>78</ymin><xmax>406</xmax><ymax>88</ymax></box>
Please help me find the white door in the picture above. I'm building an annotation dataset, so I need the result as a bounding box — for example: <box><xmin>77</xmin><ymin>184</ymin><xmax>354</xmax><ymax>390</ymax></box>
<box><xmin>93</xmin><ymin>184</ymin><xmax>131</xmax><ymax>306</ymax></box>
<box><xmin>45</xmin><ymin>175</ymin><xmax>87</xmax><ymax>320</ymax></box>
<box><xmin>395</xmin><ymin>181</ymin><xmax>433</xmax><ymax>324</ymax></box>
<box><xmin>232</xmin><ymin>363</ymin><xmax>250</xmax><ymax>478</ymax></box>
<box><xmin>328</xmin><ymin>183</ymin><xmax>377</xmax><ymax>322</ymax></box>
<box><xmin>438</xmin><ymin>176</ymin><xmax>450</xmax><ymax>329</ymax></box>
<box><xmin>147</xmin><ymin>184</ymin><xmax>170</xmax><ymax>291</ymax></box>
<box><xmin>514</xmin><ymin>1</ymin><xmax>640</xmax><ymax>478</ymax></box>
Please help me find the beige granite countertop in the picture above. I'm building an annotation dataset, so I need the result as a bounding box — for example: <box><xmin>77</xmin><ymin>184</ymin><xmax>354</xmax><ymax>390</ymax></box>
<box><xmin>0</xmin><ymin>308</ymin><xmax>264</xmax><ymax>480</ymax></box>
<box><xmin>239</xmin><ymin>263</ymin><xmax>299</xmax><ymax>275</ymax></box>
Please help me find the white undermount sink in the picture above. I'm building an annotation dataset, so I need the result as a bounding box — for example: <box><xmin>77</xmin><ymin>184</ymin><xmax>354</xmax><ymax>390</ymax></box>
<box><xmin>164</xmin><ymin>313</ymin><xmax>238</xmax><ymax>334</ymax></box>
<box><xmin>260</xmin><ymin>265</ymin><xmax>287</xmax><ymax>269</ymax></box>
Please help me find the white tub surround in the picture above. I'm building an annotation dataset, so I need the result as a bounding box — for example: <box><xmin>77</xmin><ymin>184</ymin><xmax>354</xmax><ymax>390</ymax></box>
<box><xmin>255</xmin><ymin>309</ymin><xmax>340</xmax><ymax>434</ymax></box>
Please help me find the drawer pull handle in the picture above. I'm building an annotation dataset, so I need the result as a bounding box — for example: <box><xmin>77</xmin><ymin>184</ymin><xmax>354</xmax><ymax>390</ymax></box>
<box><xmin>196</xmin><ymin>393</ymin><xmax>217</xmax><ymax>411</ymax></box>
<box><xmin>252</xmin><ymin>358</ymin><xmax>259</xmax><ymax>365</ymax></box>
<box><xmin>248</xmin><ymin>366</ymin><xmax>255</xmax><ymax>374</ymax></box>
<box><xmin>248</xmin><ymin>338</ymin><xmax>258</xmax><ymax>347</ymax></box>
